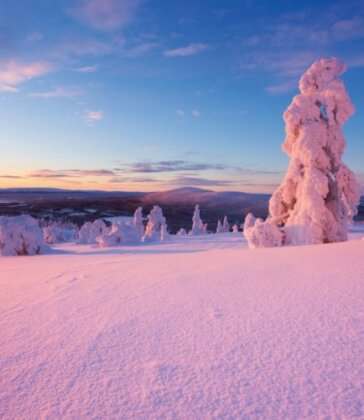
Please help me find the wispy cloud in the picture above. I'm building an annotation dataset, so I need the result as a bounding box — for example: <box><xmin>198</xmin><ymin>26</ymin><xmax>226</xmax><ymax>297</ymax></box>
<box><xmin>164</xmin><ymin>43</ymin><xmax>209</xmax><ymax>57</ymax></box>
<box><xmin>168</xmin><ymin>176</ymin><xmax>238</xmax><ymax>187</ymax></box>
<box><xmin>176</xmin><ymin>109</ymin><xmax>185</xmax><ymax>117</ymax></box>
<box><xmin>0</xmin><ymin>60</ymin><xmax>54</xmax><ymax>92</ymax></box>
<box><xmin>26</xmin><ymin>32</ymin><xmax>43</xmax><ymax>43</ymax></box>
<box><xmin>73</xmin><ymin>65</ymin><xmax>98</xmax><ymax>73</ymax></box>
<box><xmin>83</xmin><ymin>109</ymin><xmax>104</xmax><ymax>124</ymax></box>
<box><xmin>191</xmin><ymin>109</ymin><xmax>200</xmax><ymax>117</ymax></box>
<box><xmin>53</xmin><ymin>38</ymin><xmax>114</xmax><ymax>58</ymax></box>
<box><xmin>28</xmin><ymin>86</ymin><xmax>83</xmax><ymax>99</ymax></box>
<box><xmin>73</xmin><ymin>0</ymin><xmax>141</xmax><ymax>31</ymax></box>
<box><xmin>0</xmin><ymin>175</ymin><xmax>23</xmax><ymax>179</ymax></box>
<box><xmin>117</xmin><ymin>160</ymin><xmax>228</xmax><ymax>173</ymax></box>
<box><xmin>28</xmin><ymin>169</ymin><xmax>115</xmax><ymax>178</ymax></box>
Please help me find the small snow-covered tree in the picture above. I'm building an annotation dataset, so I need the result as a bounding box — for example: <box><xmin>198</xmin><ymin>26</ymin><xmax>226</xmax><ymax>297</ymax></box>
<box><xmin>142</xmin><ymin>205</ymin><xmax>167</xmax><ymax>242</ymax></box>
<box><xmin>245</xmin><ymin>57</ymin><xmax>360</xmax><ymax>247</ymax></box>
<box><xmin>243</xmin><ymin>213</ymin><xmax>283</xmax><ymax>249</ymax></box>
<box><xmin>189</xmin><ymin>205</ymin><xmax>205</xmax><ymax>235</ymax></box>
<box><xmin>0</xmin><ymin>215</ymin><xmax>45</xmax><ymax>256</ymax></box>
<box><xmin>132</xmin><ymin>207</ymin><xmax>145</xmax><ymax>239</ymax></box>
<box><xmin>222</xmin><ymin>216</ymin><xmax>230</xmax><ymax>233</ymax></box>
<box><xmin>177</xmin><ymin>228</ymin><xmax>187</xmax><ymax>236</ymax></box>
<box><xmin>216</xmin><ymin>220</ymin><xmax>223</xmax><ymax>233</ymax></box>
<box><xmin>78</xmin><ymin>219</ymin><xmax>107</xmax><ymax>244</ymax></box>
<box><xmin>232</xmin><ymin>224</ymin><xmax>239</xmax><ymax>233</ymax></box>
<box><xmin>43</xmin><ymin>221</ymin><xmax>78</xmax><ymax>244</ymax></box>
<box><xmin>97</xmin><ymin>221</ymin><xmax>140</xmax><ymax>247</ymax></box>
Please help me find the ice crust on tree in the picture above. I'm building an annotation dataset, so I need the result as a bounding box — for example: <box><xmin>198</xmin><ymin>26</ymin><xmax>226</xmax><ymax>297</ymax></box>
<box><xmin>78</xmin><ymin>219</ymin><xmax>107</xmax><ymax>245</ymax></box>
<box><xmin>142</xmin><ymin>206</ymin><xmax>168</xmax><ymax>243</ymax></box>
<box><xmin>0</xmin><ymin>215</ymin><xmax>45</xmax><ymax>256</ymax></box>
<box><xmin>245</xmin><ymin>57</ymin><xmax>360</xmax><ymax>248</ymax></box>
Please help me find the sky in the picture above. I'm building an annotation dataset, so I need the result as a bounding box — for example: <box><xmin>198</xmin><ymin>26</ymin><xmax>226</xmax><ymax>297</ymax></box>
<box><xmin>0</xmin><ymin>0</ymin><xmax>363</xmax><ymax>193</ymax></box>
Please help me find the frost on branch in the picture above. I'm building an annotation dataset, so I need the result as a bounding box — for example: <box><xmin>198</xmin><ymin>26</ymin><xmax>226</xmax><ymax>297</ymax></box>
<box><xmin>245</xmin><ymin>57</ymin><xmax>360</xmax><ymax>247</ymax></box>
<box><xmin>142</xmin><ymin>205</ymin><xmax>168</xmax><ymax>242</ymax></box>
<box><xmin>0</xmin><ymin>215</ymin><xmax>45</xmax><ymax>256</ymax></box>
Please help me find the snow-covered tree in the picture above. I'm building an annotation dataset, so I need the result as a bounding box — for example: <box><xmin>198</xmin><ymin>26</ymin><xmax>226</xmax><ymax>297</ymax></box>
<box><xmin>245</xmin><ymin>57</ymin><xmax>360</xmax><ymax>247</ymax></box>
<box><xmin>189</xmin><ymin>205</ymin><xmax>205</xmax><ymax>235</ymax></box>
<box><xmin>216</xmin><ymin>220</ymin><xmax>223</xmax><ymax>233</ymax></box>
<box><xmin>0</xmin><ymin>215</ymin><xmax>45</xmax><ymax>256</ymax></box>
<box><xmin>142</xmin><ymin>206</ymin><xmax>168</xmax><ymax>242</ymax></box>
<box><xmin>132</xmin><ymin>207</ymin><xmax>145</xmax><ymax>239</ymax></box>
<box><xmin>78</xmin><ymin>219</ymin><xmax>107</xmax><ymax>244</ymax></box>
<box><xmin>97</xmin><ymin>221</ymin><xmax>140</xmax><ymax>247</ymax></box>
<box><xmin>244</xmin><ymin>213</ymin><xmax>283</xmax><ymax>249</ymax></box>
<box><xmin>160</xmin><ymin>222</ymin><xmax>170</xmax><ymax>242</ymax></box>
<box><xmin>222</xmin><ymin>216</ymin><xmax>230</xmax><ymax>233</ymax></box>
<box><xmin>177</xmin><ymin>228</ymin><xmax>187</xmax><ymax>236</ymax></box>
<box><xmin>232</xmin><ymin>224</ymin><xmax>239</xmax><ymax>233</ymax></box>
<box><xmin>43</xmin><ymin>221</ymin><xmax>78</xmax><ymax>244</ymax></box>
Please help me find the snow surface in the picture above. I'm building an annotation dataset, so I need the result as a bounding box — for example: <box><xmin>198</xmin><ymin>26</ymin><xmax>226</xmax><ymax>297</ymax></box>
<box><xmin>1</xmin><ymin>231</ymin><xmax>364</xmax><ymax>418</ymax></box>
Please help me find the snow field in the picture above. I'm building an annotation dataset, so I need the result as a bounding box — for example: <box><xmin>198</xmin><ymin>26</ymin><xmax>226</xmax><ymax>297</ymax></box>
<box><xmin>1</xmin><ymin>233</ymin><xmax>364</xmax><ymax>418</ymax></box>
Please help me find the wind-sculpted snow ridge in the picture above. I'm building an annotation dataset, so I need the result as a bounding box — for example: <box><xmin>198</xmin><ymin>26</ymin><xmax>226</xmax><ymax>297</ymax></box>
<box><xmin>245</xmin><ymin>57</ymin><xmax>360</xmax><ymax>248</ymax></box>
<box><xmin>0</xmin><ymin>234</ymin><xmax>363</xmax><ymax>418</ymax></box>
<box><xmin>0</xmin><ymin>215</ymin><xmax>45</xmax><ymax>256</ymax></box>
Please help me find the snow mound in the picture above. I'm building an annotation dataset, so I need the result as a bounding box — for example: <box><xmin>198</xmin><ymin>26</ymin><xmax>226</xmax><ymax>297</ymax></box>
<box><xmin>97</xmin><ymin>222</ymin><xmax>140</xmax><ymax>247</ymax></box>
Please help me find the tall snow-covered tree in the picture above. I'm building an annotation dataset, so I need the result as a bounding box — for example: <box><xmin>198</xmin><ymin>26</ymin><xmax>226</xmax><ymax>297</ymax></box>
<box><xmin>142</xmin><ymin>205</ymin><xmax>168</xmax><ymax>242</ymax></box>
<box><xmin>222</xmin><ymin>216</ymin><xmax>230</xmax><ymax>233</ymax></box>
<box><xmin>189</xmin><ymin>205</ymin><xmax>204</xmax><ymax>235</ymax></box>
<box><xmin>244</xmin><ymin>57</ymin><xmax>360</xmax><ymax>248</ymax></box>
<box><xmin>216</xmin><ymin>220</ymin><xmax>223</xmax><ymax>233</ymax></box>
<box><xmin>132</xmin><ymin>207</ymin><xmax>145</xmax><ymax>239</ymax></box>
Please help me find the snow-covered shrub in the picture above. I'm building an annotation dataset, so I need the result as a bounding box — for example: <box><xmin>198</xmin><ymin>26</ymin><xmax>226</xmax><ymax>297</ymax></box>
<box><xmin>245</xmin><ymin>57</ymin><xmax>360</xmax><ymax>247</ymax></box>
<box><xmin>177</xmin><ymin>228</ymin><xmax>187</xmax><ymax>236</ymax></box>
<box><xmin>78</xmin><ymin>219</ymin><xmax>107</xmax><ymax>244</ymax></box>
<box><xmin>132</xmin><ymin>207</ymin><xmax>145</xmax><ymax>239</ymax></box>
<box><xmin>222</xmin><ymin>216</ymin><xmax>230</xmax><ymax>233</ymax></box>
<box><xmin>232</xmin><ymin>224</ymin><xmax>239</xmax><ymax>233</ymax></box>
<box><xmin>142</xmin><ymin>206</ymin><xmax>168</xmax><ymax>243</ymax></box>
<box><xmin>189</xmin><ymin>205</ymin><xmax>205</xmax><ymax>235</ymax></box>
<box><xmin>97</xmin><ymin>221</ymin><xmax>140</xmax><ymax>247</ymax></box>
<box><xmin>0</xmin><ymin>215</ymin><xmax>45</xmax><ymax>256</ymax></box>
<box><xmin>243</xmin><ymin>213</ymin><xmax>283</xmax><ymax>249</ymax></box>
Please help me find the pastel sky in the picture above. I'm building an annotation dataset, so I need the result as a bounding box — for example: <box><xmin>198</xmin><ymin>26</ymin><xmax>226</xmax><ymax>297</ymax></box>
<box><xmin>0</xmin><ymin>0</ymin><xmax>363</xmax><ymax>193</ymax></box>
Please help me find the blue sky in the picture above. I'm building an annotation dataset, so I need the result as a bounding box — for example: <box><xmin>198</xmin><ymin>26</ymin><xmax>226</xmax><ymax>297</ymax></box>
<box><xmin>0</xmin><ymin>0</ymin><xmax>363</xmax><ymax>192</ymax></box>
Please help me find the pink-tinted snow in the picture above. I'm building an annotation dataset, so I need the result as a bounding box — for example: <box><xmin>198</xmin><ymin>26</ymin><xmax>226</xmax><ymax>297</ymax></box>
<box><xmin>1</xmin><ymin>233</ymin><xmax>364</xmax><ymax>418</ymax></box>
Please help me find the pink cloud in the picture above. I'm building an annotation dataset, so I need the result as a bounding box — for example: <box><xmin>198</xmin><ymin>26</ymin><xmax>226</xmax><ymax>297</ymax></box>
<box><xmin>73</xmin><ymin>0</ymin><xmax>141</xmax><ymax>30</ymax></box>
<box><xmin>0</xmin><ymin>60</ymin><xmax>54</xmax><ymax>92</ymax></box>
<box><xmin>164</xmin><ymin>43</ymin><xmax>209</xmax><ymax>57</ymax></box>
<box><xmin>84</xmin><ymin>109</ymin><xmax>104</xmax><ymax>124</ymax></box>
